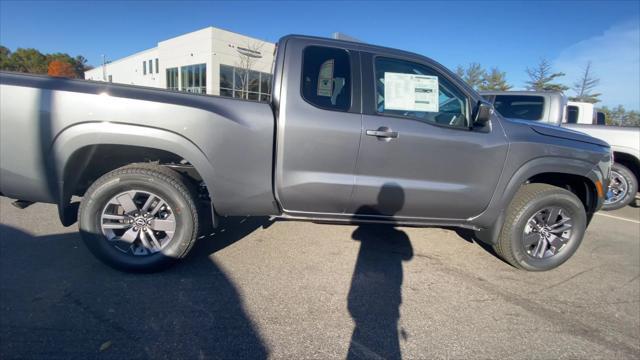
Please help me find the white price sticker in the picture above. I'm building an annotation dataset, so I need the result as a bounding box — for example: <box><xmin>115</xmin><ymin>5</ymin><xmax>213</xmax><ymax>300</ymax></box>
<box><xmin>384</xmin><ymin>73</ymin><xmax>439</xmax><ymax>112</ymax></box>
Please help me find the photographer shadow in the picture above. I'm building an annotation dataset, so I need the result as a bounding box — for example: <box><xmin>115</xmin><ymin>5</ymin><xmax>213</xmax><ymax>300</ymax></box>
<box><xmin>347</xmin><ymin>183</ymin><xmax>413</xmax><ymax>360</ymax></box>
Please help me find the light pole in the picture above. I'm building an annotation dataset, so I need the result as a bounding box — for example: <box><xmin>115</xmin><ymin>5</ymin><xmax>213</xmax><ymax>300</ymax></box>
<box><xmin>102</xmin><ymin>54</ymin><xmax>106</xmax><ymax>81</ymax></box>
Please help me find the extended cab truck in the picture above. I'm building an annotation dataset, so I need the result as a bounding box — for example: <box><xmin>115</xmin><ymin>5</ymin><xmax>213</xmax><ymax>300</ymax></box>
<box><xmin>0</xmin><ymin>36</ymin><xmax>611</xmax><ymax>272</ymax></box>
<box><xmin>481</xmin><ymin>91</ymin><xmax>639</xmax><ymax>210</ymax></box>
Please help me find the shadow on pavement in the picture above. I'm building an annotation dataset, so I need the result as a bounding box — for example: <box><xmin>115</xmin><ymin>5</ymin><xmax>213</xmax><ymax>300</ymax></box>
<box><xmin>347</xmin><ymin>183</ymin><xmax>413</xmax><ymax>359</ymax></box>
<box><xmin>0</xmin><ymin>217</ymin><xmax>270</xmax><ymax>359</ymax></box>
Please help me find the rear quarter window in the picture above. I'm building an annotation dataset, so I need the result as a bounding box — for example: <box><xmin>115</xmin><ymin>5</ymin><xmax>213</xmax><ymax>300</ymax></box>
<box><xmin>301</xmin><ymin>46</ymin><xmax>351</xmax><ymax>111</ymax></box>
<box><xmin>494</xmin><ymin>95</ymin><xmax>545</xmax><ymax>121</ymax></box>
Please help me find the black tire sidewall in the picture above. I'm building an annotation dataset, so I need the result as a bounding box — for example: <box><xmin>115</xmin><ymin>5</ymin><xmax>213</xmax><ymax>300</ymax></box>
<box><xmin>80</xmin><ymin>172</ymin><xmax>195</xmax><ymax>272</ymax></box>
<box><xmin>508</xmin><ymin>192</ymin><xmax>587</xmax><ymax>271</ymax></box>
<box><xmin>603</xmin><ymin>163</ymin><xmax>638</xmax><ymax>211</ymax></box>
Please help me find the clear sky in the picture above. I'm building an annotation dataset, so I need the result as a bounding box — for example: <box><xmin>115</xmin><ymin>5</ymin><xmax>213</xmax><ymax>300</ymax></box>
<box><xmin>1</xmin><ymin>0</ymin><xmax>638</xmax><ymax>109</ymax></box>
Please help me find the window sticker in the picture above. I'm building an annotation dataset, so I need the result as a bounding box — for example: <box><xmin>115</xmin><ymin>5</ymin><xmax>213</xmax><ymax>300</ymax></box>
<box><xmin>384</xmin><ymin>72</ymin><xmax>439</xmax><ymax>112</ymax></box>
<box><xmin>317</xmin><ymin>59</ymin><xmax>335</xmax><ymax>97</ymax></box>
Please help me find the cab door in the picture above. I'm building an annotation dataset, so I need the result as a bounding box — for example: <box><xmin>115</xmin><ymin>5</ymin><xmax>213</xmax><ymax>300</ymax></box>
<box><xmin>348</xmin><ymin>54</ymin><xmax>508</xmax><ymax>220</ymax></box>
<box><xmin>274</xmin><ymin>39</ymin><xmax>362</xmax><ymax>214</ymax></box>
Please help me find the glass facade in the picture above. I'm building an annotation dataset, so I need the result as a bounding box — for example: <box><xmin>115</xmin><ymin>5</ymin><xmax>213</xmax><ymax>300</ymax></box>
<box><xmin>180</xmin><ymin>63</ymin><xmax>206</xmax><ymax>94</ymax></box>
<box><xmin>166</xmin><ymin>67</ymin><xmax>179</xmax><ymax>91</ymax></box>
<box><xmin>220</xmin><ymin>64</ymin><xmax>271</xmax><ymax>102</ymax></box>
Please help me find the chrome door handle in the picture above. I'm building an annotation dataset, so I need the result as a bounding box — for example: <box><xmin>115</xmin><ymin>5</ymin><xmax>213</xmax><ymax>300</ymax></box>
<box><xmin>366</xmin><ymin>127</ymin><xmax>398</xmax><ymax>139</ymax></box>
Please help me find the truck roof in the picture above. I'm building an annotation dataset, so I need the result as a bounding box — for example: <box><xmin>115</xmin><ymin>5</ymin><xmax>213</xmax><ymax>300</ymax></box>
<box><xmin>479</xmin><ymin>90</ymin><xmax>566</xmax><ymax>98</ymax></box>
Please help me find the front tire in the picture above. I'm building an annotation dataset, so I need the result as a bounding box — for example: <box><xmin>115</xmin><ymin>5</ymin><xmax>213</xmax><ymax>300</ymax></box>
<box><xmin>602</xmin><ymin>163</ymin><xmax>637</xmax><ymax>211</ymax></box>
<box><xmin>494</xmin><ymin>183</ymin><xmax>587</xmax><ymax>271</ymax></box>
<box><xmin>79</xmin><ymin>164</ymin><xmax>199</xmax><ymax>272</ymax></box>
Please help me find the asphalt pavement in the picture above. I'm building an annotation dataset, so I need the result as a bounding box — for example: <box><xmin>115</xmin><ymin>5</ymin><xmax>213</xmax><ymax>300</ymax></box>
<box><xmin>1</xmin><ymin>196</ymin><xmax>638</xmax><ymax>359</ymax></box>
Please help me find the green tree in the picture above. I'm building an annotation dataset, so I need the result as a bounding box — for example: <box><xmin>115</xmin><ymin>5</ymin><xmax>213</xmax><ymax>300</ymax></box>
<box><xmin>569</xmin><ymin>61</ymin><xmax>601</xmax><ymax>103</ymax></box>
<box><xmin>525</xmin><ymin>58</ymin><xmax>569</xmax><ymax>92</ymax></box>
<box><xmin>0</xmin><ymin>45</ymin><xmax>93</xmax><ymax>78</ymax></box>
<box><xmin>9</xmin><ymin>48</ymin><xmax>48</xmax><ymax>74</ymax></box>
<box><xmin>479</xmin><ymin>67</ymin><xmax>512</xmax><ymax>91</ymax></box>
<box><xmin>456</xmin><ymin>63</ymin><xmax>486</xmax><ymax>90</ymax></box>
<box><xmin>73</xmin><ymin>55</ymin><xmax>93</xmax><ymax>78</ymax></box>
<box><xmin>0</xmin><ymin>46</ymin><xmax>12</xmax><ymax>70</ymax></box>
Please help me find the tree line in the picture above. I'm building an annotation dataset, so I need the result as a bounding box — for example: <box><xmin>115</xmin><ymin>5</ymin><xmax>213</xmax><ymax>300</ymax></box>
<box><xmin>0</xmin><ymin>44</ymin><xmax>636</xmax><ymax>127</ymax></box>
<box><xmin>0</xmin><ymin>45</ymin><xmax>93</xmax><ymax>79</ymax></box>
<box><xmin>455</xmin><ymin>58</ymin><xmax>638</xmax><ymax>127</ymax></box>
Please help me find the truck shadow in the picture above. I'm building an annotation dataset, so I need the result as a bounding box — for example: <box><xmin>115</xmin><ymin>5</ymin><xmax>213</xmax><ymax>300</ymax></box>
<box><xmin>0</xmin><ymin>218</ymin><xmax>269</xmax><ymax>359</ymax></box>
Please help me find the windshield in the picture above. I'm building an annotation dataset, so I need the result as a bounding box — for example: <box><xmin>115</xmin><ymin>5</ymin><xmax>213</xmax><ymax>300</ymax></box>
<box><xmin>493</xmin><ymin>95</ymin><xmax>545</xmax><ymax>121</ymax></box>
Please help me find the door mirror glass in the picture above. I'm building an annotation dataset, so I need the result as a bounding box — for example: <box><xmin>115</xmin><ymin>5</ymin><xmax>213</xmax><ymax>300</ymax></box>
<box><xmin>473</xmin><ymin>101</ymin><xmax>493</xmax><ymax>126</ymax></box>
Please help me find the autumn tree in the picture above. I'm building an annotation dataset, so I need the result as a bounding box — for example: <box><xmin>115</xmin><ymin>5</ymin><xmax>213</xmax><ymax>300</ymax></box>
<box><xmin>525</xmin><ymin>58</ymin><xmax>569</xmax><ymax>92</ymax></box>
<box><xmin>569</xmin><ymin>61</ymin><xmax>601</xmax><ymax>103</ymax></box>
<box><xmin>48</xmin><ymin>60</ymin><xmax>76</xmax><ymax>77</ymax></box>
<box><xmin>479</xmin><ymin>67</ymin><xmax>512</xmax><ymax>91</ymax></box>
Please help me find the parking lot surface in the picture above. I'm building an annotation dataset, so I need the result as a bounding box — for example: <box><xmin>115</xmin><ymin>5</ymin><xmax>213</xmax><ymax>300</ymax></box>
<box><xmin>1</xmin><ymin>196</ymin><xmax>639</xmax><ymax>359</ymax></box>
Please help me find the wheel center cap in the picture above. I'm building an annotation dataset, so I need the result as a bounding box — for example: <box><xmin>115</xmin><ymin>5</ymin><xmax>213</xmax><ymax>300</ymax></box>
<box><xmin>134</xmin><ymin>217</ymin><xmax>147</xmax><ymax>227</ymax></box>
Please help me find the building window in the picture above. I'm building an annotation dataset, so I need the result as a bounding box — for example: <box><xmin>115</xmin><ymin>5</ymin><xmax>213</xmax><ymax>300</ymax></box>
<box><xmin>219</xmin><ymin>64</ymin><xmax>272</xmax><ymax>102</ymax></box>
<box><xmin>180</xmin><ymin>63</ymin><xmax>206</xmax><ymax>94</ymax></box>
<box><xmin>166</xmin><ymin>67</ymin><xmax>179</xmax><ymax>91</ymax></box>
<box><xmin>143</xmin><ymin>61</ymin><xmax>146</xmax><ymax>75</ymax></box>
<box><xmin>148</xmin><ymin>60</ymin><xmax>153</xmax><ymax>74</ymax></box>
<box><xmin>155</xmin><ymin>58</ymin><xmax>159</xmax><ymax>73</ymax></box>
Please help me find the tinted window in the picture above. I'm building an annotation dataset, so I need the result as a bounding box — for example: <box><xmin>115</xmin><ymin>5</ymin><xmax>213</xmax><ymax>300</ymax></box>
<box><xmin>155</xmin><ymin>58</ymin><xmax>159</xmax><ymax>73</ymax></box>
<box><xmin>143</xmin><ymin>61</ymin><xmax>146</xmax><ymax>75</ymax></box>
<box><xmin>567</xmin><ymin>106</ymin><xmax>579</xmax><ymax>124</ymax></box>
<box><xmin>301</xmin><ymin>46</ymin><xmax>351</xmax><ymax>111</ymax></box>
<box><xmin>493</xmin><ymin>95</ymin><xmax>544</xmax><ymax>121</ymax></box>
<box><xmin>375</xmin><ymin>57</ymin><xmax>468</xmax><ymax>128</ymax></box>
<box><xmin>180</xmin><ymin>63</ymin><xmax>206</xmax><ymax>93</ymax></box>
<box><xmin>166</xmin><ymin>67</ymin><xmax>178</xmax><ymax>91</ymax></box>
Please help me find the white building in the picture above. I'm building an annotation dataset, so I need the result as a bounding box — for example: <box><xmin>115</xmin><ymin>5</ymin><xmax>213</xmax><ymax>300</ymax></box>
<box><xmin>85</xmin><ymin>27</ymin><xmax>276</xmax><ymax>101</ymax></box>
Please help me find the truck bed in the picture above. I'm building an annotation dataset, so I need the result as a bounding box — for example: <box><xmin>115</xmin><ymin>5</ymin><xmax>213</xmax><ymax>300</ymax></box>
<box><xmin>0</xmin><ymin>72</ymin><xmax>279</xmax><ymax>216</ymax></box>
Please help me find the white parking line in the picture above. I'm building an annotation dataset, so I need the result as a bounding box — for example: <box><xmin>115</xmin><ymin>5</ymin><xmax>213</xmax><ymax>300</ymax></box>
<box><xmin>595</xmin><ymin>212</ymin><xmax>640</xmax><ymax>224</ymax></box>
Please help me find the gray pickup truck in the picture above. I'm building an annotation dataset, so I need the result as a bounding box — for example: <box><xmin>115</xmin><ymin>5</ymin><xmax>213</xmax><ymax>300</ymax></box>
<box><xmin>481</xmin><ymin>90</ymin><xmax>639</xmax><ymax>210</ymax></box>
<box><xmin>0</xmin><ymin>35</ymin><xmax>611</xmax><ymax>272</ymax></box>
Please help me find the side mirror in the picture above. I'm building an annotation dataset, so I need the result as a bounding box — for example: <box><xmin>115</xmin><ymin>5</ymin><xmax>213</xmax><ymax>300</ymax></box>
<box><xmin>596</xmin><ymin>111</ymin><xmax>606</xmax><ymax>125</ymax></box>
<box><xmin>473</xmin><ymin>101</ymin><xmax>493</xmax><ymax>126</ymax></box>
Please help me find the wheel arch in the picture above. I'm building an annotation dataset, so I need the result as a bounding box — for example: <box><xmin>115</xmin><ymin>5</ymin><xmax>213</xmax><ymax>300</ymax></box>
<box><xmin>52</xmin><ymin>122</ymin><xmax>218</xmax><ymax>226</ymax></box>
<box><xmin>474</xmin><ymin>156</ymin><xmax>600</xmax><ymax>244</ymax></box>
<box><xmin>613</xmin><ymin>151</ymin><xmax>640</xmax><ymax>186</ymax></box>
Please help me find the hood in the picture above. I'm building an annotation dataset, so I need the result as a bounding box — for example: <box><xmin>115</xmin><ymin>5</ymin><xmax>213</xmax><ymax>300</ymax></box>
<box><xmin>506</xmin><ymin>118</ymin><xmax>610</xmax><ymax>147</ymax></box>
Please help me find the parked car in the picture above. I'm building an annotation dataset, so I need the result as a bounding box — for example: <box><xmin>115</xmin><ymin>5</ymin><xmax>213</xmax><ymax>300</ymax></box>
<box><xmin>1</xmin><ymin>35</ymin><xmax>611</xmax><ymax>272</ymax></box>
<box><xmin>481</xmin><ymin>91</ymin><xmax>639</xmax><ymax>210</ymax></box>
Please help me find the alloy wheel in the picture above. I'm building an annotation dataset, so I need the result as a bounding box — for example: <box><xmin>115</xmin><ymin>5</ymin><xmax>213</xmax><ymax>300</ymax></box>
<box><xmin>100</xmin><ymin>190</ymin><xmax>176</xmax><ymax>256</ymax></box>
<box><xmin>604</xmin><ymin>170</ymin><xmax>629</xmax><ymax>206</ymax></box>
<box><xmin>523</xmin><ymin>206</ymin><xmax>573</xmax><ymax>259</ymax></box>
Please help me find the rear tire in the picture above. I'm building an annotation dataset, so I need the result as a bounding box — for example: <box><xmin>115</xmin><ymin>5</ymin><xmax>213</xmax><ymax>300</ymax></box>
<box><xmin>602</xmin><ymin>163</ymin><xmax>637</xmax><ymax>211</ymax></box>
<box><xmin>78</xmin><ymin>164</ymin><xmax>199</xmax><ymax>272</ymax></box>
<box><xmin>494</xmin><ymin>183</ymin><xmax>587</xmax><ymax>271</ymax></box>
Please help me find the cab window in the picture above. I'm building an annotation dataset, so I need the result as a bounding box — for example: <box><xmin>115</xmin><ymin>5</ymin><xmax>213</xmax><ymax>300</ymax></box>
<box><xmin>566</xmin><ymin>105</ymin><xmax>579</xmax><ymax>124</ymax></box>
<box><xmin>301</xmin><ymin>46</ymin><xmax>351</xmax><ymax>111</ymax></box>
<box><xmin>374</xmin><ymin>57</ymin><xmax>468</xmax><ymax>128</ymax></box>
